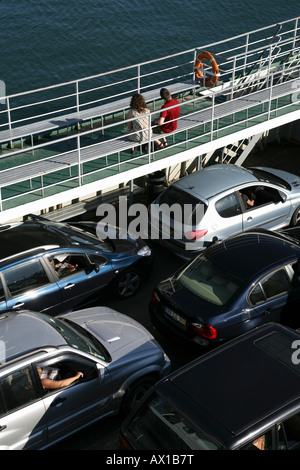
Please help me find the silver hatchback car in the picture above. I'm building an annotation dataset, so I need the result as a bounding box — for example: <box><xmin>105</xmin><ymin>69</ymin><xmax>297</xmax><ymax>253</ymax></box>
<box><xmin>148</xmin><ymin>164</ymin><xmax>300</xmax><ymax>258</ymax></box>
<box><xmin>0</xmin><ymin>308</ymin><xmax>170</xmax><ymax>450</ymax></box>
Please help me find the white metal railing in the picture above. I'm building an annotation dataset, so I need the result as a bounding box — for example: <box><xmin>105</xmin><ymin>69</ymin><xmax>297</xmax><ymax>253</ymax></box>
<box><xmin>0</xmin><ymin>17</ymin><xmax>299</xmax><ymax>212</ymax></box>
<box><xmin>0</xmin><ymin>64</ymin><xmax>299</xmax><ymax>211</ymax></box>
<box><xmin>0</xmin><ymin>17</ymin><xmax>299</xmax><ymax>137</ymax></box>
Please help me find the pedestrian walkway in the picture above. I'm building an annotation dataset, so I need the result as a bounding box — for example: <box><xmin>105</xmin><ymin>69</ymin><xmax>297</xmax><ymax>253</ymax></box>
<box><xmin>0</xmin><ymin>17</ymin><xmax>299</xmax><ymax>223</ymax></box>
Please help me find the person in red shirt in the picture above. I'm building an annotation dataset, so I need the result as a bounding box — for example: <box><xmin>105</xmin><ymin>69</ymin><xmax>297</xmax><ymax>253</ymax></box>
<box><xmin>154</xmin><ymin>88</ymin><xmax>180</xmax><ymax>147</ymax></box>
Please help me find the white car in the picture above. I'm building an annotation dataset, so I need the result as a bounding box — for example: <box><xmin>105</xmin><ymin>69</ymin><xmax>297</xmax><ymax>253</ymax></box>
<box><xmin>148</xmin><ymin>164</ymin><xmax>300</xmax><ymax>258</ymax></box>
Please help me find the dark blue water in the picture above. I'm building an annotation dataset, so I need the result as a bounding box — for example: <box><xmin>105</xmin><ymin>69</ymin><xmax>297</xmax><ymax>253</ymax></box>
<box><xmin>0</xmin><ymin>0</ymin><xmax>299</xmax><ymax>95</ymax></box>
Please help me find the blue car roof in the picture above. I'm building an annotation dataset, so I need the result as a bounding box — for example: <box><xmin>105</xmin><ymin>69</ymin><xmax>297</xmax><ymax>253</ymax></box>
<box><xmin>204</xmin><ymin>230</ymin><xmax>300</xmax><ymax>280</ymax></box>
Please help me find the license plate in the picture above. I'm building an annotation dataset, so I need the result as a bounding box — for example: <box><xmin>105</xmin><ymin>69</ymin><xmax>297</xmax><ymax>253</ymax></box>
<box><xmin>164</xmin><ymin>307</ymin><xmax>186</xmax><ymax>327</ymax></box>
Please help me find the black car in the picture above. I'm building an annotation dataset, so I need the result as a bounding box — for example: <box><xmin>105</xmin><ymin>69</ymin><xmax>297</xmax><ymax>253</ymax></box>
<box><xmin>0</xmin><ymin>217</ymin><xmax>153</xmax><ymax>315</ymax></box>
<box><xmin>149</xmin><ymin>229</ymin><xmax>300</xmax><ymax>348</ymax></box>
<box><xmin>120</xmin><ymin>322</ymin><xmax>300</xmax><ymax>450</ymax></box>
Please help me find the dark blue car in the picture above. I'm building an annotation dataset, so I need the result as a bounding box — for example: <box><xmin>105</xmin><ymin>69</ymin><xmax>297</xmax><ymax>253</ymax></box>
<box><xmin>149</xmin><ymin>229</ymin><xmax>300</xmax><ymax>347</ymax></box>
<box><xmin>0</xmin><ymin>218</ymin><xmax>153</xmax><ymax>315</ymax></box>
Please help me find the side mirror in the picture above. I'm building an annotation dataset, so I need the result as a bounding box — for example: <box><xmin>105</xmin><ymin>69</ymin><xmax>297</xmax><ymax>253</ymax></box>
<box><xmin>279</xmin><ymin>191</ymin><xmax>287</xmax><ymax>203</ymax></box>
<box><xmin>93</xmin><ymin>264</ymin><xmax>100</xmax><ymax>273</ymax></box>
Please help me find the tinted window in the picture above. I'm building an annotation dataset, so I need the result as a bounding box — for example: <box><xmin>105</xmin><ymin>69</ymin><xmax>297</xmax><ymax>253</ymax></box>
<box><xmin>0</xmin><ymin>367</ymin><xmax>40</xmax><ymax>413</ymax></box>
<box><xmin>0</xmin><ymin>277</ymin><xmax>6</xmax><ymax>302</ymax></box>
<box><xmin>177</xmin><ymin>256</ymin><xmax>242</xmax><ymax>305</ymax></box>
<box><xmin>261</xmin><ymin>268</ymin><xmax>291</xmax><ymax>300</ymax></box>
<box><xmin>249</xmin><ymin>284</ymin><xmax>265</xmax><ymax>306</ymax></box>
<box><xmin>3</xmin><ymin>260</ymin><xmax>49</xmax><ymax>296</ymax></box>
<box><xmin>0</xmin><ymin>387</ymin><xmax>5</xmax><ymax>416</ymax></box>
<box><xmin>215</xmin><ymin>193</ymin><xmax>241</xmax><ymax>218</ymax></box>
<box><xmin>126</xmin><ymin>394</ymin><xmax>218</xmax><ymax>450</ymax></box>
<box><xmin>279</xmin><ymin>413</ymin><xmax>300</xmax><ymax>450</ymax></box>
<box><xmin>157</xmin><ymin>187</ymin><xmax>206</xmax><ymax>224</ymax></box>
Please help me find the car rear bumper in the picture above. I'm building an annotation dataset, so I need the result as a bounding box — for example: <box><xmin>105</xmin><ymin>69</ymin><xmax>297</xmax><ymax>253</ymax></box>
<box><xmin>149</xmin><ymin>300</ymin><xmax>211</xmax><ymax>348</ymax></box>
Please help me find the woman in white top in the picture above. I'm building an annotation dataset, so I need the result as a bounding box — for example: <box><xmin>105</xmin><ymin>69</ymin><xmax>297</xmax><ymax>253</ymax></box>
<box><xmin>127</xmin><ymin>93</ymin><xmax>162</xmax><ymax>153</ymax></box>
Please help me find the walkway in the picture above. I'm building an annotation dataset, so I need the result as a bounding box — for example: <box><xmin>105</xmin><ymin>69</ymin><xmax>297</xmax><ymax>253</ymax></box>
<box><xmin>0</xmin><ymin>17</ymin><xmax>299</xmax><ymax>222</ymax></box>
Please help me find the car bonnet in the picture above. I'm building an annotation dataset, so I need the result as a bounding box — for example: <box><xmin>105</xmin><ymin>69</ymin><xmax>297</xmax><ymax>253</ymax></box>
<box><xmin>61</xmin><ymin>307</ymin><xmax>156</xmax><ymax>360</ymax></box>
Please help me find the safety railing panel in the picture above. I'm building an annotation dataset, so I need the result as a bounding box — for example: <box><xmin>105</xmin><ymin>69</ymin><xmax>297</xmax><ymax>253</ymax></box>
<box><xmin>0</xmin><ymin>63</ymin><xmax>299</xmax><ymax>212</ymax></box>
<box><xmin>0</xmin><ymin>17</ymin><xmax>299</xmax><ymax>143</ymax></box>
<box><xmin>0</xmin><ymin>17</ymin><xmax>299</xmax><ymax>213</ymax></box>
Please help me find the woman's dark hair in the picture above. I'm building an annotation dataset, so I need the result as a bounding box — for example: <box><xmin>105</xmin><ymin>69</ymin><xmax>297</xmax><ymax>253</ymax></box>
<box><xmin>130</xmin><ymin>94</ymin><xmax>147</xmax><ymax>112</ymax></box>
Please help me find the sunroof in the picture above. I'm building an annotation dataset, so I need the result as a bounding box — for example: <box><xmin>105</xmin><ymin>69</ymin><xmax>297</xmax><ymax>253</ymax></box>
<box><xmin>255</xmin><ymin>331</ymin><xmax>300</xmax><ymax>376</ymax></box>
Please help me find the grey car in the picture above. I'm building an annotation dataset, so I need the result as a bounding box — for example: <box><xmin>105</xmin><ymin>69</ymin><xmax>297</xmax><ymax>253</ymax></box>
<box><xmin>148</xmin><ymin>164</ymin><xmax>300</xmax><ymax>258</ymax></box>
<box><xmin>0</xmin><ymin>307</ymin><xmax>170</xmax><ymax>450</ymax></box>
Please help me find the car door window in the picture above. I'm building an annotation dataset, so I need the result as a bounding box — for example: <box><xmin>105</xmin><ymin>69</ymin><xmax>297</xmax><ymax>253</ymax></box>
<box><xmin>0</xmin><ymin>277</ymin><xmax>5</xmax><ymax>303</ymax></box>
<box><xmin>277</xmin><ymin>413</ymin><xmax>300</xmax><ymax>450</ymax></box>
<box><xmin>215</xmin><ymin>193</ymin><xmax>242</xmax><ymax>218</ymax></box>
<box><xmin>261</xmin><ymin>268</ymin><xmax>291</xmax><ymax>300</ymax></box>
<box><xmin>0</xmin><ymin>367</ymin><xmax>40</xmax><ymax>411</ymax></box>
<box><xmin>0</xmin><ymin>366</ymin><xmax>47</xmax><ymax>450</ymax></box>
<box><xmin>249</xmin><ymin>268</ymin><xmax>292</xmax><ymax>306</ymax></box>
<box><xmin>3</xmin><ymin>260</ymin><xmax>50</xmax><ymax>297</ymax></box>
<box><xmin>49</xmin><ymin>253</ymin><xmax>89</xmax><ymax>279</ymax></box>
<box><xmin>250</xmin><ymin>186</ymin><xmax>281</xmax><ymax>208</ymax></box>
<box><xmin>36</xmin><ymin>356</ymin><xmax>98</xmax><ymax>394</ymax></box>
<box><xmin>240</xmin><ymin>428</ymin><xmax>273</xmax><ymax>450</ymax></box>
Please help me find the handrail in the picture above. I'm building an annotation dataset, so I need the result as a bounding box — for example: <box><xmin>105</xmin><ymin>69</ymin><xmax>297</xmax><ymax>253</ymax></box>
<box><xmin>0</xmin><ymin>17</ymin><xmax>299</xmax><ymax>215</ymax></box>
<box><xmin>0</xmin><ymin>17</ymin><xmax>298</xmax><ymax>134</ymax></box>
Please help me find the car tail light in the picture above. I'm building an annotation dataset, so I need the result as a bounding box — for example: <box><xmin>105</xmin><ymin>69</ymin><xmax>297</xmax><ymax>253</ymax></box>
<box><xmin>152</xmin><ymin>290</ymin><xmax>160</xmax><ymax>304</ymax></box>
<box><xmin>184</xmin><ymin>229</ymin><xmax>208</xmax><ymax>240</ymax></box>
<box><xmin>192</xmin><ymin>322</ymin><xmax>217</xmax><ymax>339</ymax></box>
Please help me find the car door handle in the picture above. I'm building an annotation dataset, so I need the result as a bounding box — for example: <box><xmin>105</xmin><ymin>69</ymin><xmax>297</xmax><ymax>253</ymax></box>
<box><xmin>12</xmin><ymin>302</ymin><xmax>24</xmax><ymax>309</ymax></box>
<box><xmin>247</xmin><ymin>216</ymin><xmax>252</xmax><ymax>221</ymax></box>
<box><xmin>0</xmin><ymin>425</ymin><xmax>7</xmax><ymax>432</ymax></box>
<box><xmin>50</xmin><ymin>397</ymin><xmax>67</xmax><ymax>407</ymax></box>
<box><xmin>63</xmin><ymin>283</ymin><xmax>75</xmax><ymax>290</ymax></box>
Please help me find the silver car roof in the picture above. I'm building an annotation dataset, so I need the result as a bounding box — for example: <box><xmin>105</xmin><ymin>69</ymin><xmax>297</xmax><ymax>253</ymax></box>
<box><xmin>173</xmin><ymin>164</ymin><xmax>258</xmax><ymax>199</ymax></box>
<box><xmin>0</xmin><ymin>311</ymin><xmax>66</xmax><ymax>365</ymax></box>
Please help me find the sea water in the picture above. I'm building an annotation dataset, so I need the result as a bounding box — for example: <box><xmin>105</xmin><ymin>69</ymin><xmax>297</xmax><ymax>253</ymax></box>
<box><xmin>0</xmin><ymin>0</ymin><xmax>299</xmax><ymax>95</ymax></box>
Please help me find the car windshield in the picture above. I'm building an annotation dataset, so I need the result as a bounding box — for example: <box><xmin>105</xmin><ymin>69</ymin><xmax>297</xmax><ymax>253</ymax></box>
<box><xmin>36</xmin><ymin>312</ymin><xmax>110</xmax><ymax>362</ymax></box>
<box><xmin>125</xmin><ymin>393</ymin><xmax>218</xmax><ymax>450</ymax></box>
<box><xmin>248</xmin><ymin>168</ymin><xmax>291</xmax><ymax>190</ymax></box>
<box><xmin>177</xmin><ymin>255</ymin><xmax>243</xmax><ymax>305</ymax></box>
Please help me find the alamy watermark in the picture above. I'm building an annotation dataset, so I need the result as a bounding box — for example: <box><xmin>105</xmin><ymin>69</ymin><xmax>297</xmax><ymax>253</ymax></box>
<box><xmin>291</xmin><ymin>340</ymin><xmax>300</xmax><ymax>364</ymax></box>
<box><xmin>95</xmin><ymin>196</ymin><xmax>205</xmax><ymax>251</ymax></box>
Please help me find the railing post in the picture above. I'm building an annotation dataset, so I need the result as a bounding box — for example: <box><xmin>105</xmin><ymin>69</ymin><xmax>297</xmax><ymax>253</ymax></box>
<box><xmin>77</xmin><ymin>134</ymin><xmax>82</xmax><ymax>186</ymax></box>
<box><xmin>137</xmin><ymin>65</ymin><xmax>141</xmax><ymax>94</ymax></box>
<box><xmin>193</xmin><ymin>49</ymin><xmax>197</xmax><ymax>81</ymax></box>
<box><xmin>6</xmin><ymin>97</ymin><xmax>13</xmax><ymax>148</ymax></box>
<box><xmin>243</xmin><ymin>34</ymin><xmax>249</xmax><ymax>75</ymax></box>
<box><xmin>76</xmin><ymin>81</ymin><xmax>80</xmax><ymax>114</ymax></box>
<box><xmin>148</xmin><ymin>113</ymin><xmax>151</xmax><ymax>162</ymax></box>
<box><xmin>210</xmin><ymin>93</ymin><xmax>215</xmax><ymax>141</ymax></box>
<box><xmin>293</xmin><ymin>17</ymin><xmax>299</xmax><ymax>49</ymax></box>
<box><xmin>268</xmin><ymin>73</ymin><xmax>274</xmax><ymax>120</ymax></box>
<box><xmin>231</xmin><ymin>57</ymin><xmax>237</xmax><ymax>100</ymax></box>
